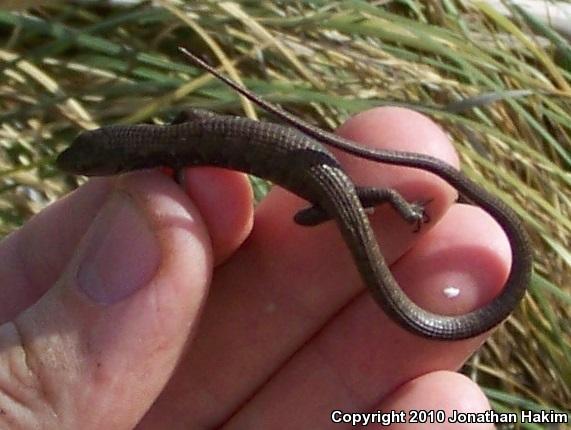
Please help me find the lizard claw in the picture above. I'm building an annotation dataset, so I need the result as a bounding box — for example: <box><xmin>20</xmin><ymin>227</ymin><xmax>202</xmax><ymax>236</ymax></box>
<box><xmin>410</xmin><ymin>198</ymin><xmax>433</xmax><ymax>232</ymax></box>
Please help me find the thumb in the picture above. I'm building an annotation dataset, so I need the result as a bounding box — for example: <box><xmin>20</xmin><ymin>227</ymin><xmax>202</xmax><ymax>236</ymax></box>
<box><xmin>0</xmin><ymin>172</ymin><xmax>212</xmax><ymax>429</ymax></box>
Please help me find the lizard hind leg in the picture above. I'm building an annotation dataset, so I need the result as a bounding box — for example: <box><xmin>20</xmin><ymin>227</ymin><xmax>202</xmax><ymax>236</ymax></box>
<box><xmin>294</xmin><ymin>186</ymin><xmax>430</xmax><ymax>231</ymax></box>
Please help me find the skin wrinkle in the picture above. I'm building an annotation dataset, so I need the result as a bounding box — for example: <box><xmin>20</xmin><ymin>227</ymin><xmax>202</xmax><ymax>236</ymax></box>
<box><xmin>0</xmin><ymin>323</ymin><xmax>36</xmax><ymax>404</ymax></box>
<box><xmin>0</xmin><ymin>321</ymin><xmax>57</xmax><ymax>429</ymax></box>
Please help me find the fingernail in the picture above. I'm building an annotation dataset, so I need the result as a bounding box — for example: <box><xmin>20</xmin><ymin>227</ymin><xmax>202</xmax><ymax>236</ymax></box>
<box><xmin>77</xmin><ymin>192</ymin><xmax>160</xmax><ymax>304</ymax></box>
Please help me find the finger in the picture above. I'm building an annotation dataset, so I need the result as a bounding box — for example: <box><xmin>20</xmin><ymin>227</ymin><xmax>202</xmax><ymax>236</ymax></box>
<box><xmin>0</xmin><ymin>172</ymin><xmax>212</xmax><ymax>429</ymax></box>
<box><xmin>0</xmin><ymin>168</ymin><xmax>251</xmax><ymax>323</ymax></box>
<box><xmin>234</xmin><ymin>373</ymin><xmax>493</xmax><ymax>429</ymax></box>
<box><xmin>178</xmin><ymin>167</ymin><xmax>253</xmax><ymax>263</ymax></box>
<box><xmin>140</xmin><ymin>107</ymin><xmax>461</xmax><ymax>428</ymax></box>
<box><xmin>373</xmin><ymin>372</ymin><xmax>494</xmax><ymax>430</ymax></box>
<box><xmin>224</xmin><ymin>205</ymin><xmax>509</xmax><ymax>428</ymax></box>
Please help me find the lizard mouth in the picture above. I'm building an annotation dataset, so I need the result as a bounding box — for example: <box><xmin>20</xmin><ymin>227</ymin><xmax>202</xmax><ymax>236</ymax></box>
<box><xmin>56</xmin><ymin>144</ymin><xmax>85</xmax><ymax>175</ymax></box>
<box><xmin>56</xmin><ymin>130</ymin><xmax>118</xmax><ymax>176</ymax></box>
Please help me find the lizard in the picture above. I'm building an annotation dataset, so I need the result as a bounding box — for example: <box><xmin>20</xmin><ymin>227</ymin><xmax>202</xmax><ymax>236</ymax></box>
<box><xmin>55</xmin><ymin>49</ymin><xmax>533</xmax><ymax>340</ymax></box>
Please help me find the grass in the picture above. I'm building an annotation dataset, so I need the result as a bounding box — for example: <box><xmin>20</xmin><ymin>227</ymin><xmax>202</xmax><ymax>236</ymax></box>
<box><xmin>0</xmin><ymin>0</ymin><xmax>569</xmax><ymax>424</ymax></box>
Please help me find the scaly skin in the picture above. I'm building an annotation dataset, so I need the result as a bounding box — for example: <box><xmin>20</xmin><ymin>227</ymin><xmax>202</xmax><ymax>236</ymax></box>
<box><xmin>57</xmin><ymin>104</ymin><xmax>532</xmax><ymax>339</ymax></box>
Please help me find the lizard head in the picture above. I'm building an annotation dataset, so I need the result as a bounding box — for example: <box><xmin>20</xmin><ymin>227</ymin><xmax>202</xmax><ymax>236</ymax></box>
<box><xmin>56</xmin><ymin>127</ymin><xmax>130</xmax><ymax>176</ymax></box>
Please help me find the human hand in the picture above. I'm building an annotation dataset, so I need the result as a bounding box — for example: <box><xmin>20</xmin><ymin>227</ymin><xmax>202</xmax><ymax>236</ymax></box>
<box><xmin>0</xmin><ymin>108</ymin><xmax>504</xmax><ymax>429</ymax></box>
